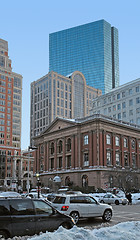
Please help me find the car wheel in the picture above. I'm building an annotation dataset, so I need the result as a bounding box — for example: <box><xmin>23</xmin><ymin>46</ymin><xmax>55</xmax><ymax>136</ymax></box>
<box><xmin>102</xmin><ymin>209</ymin><xmax>112</xmax><ymax>222</ymax></box>
<box><xmin>61</xmin><ymin>222</ymin><xmax>72</xmax><ymax>229</ymax></box>
<box><xmin>0</xmin><ymin>230</ymin><xmax>9</xmax><ymax>239</ymax></box>
<box><xmin>115</xmin><ymin>200</ymin><xmax>119</xmax><ymax>205</ymax></box>
<box><xmin>122</xmin><ymin>202</ymin><xmax>126</xmax><ymax>205</ymax></box>
<box><xmin>70</xmin><ymin>211</ymin><xmax>79</xmax><ymax>224</ymax></box>
<box><xmin>100</xmin><ymin>200</ymin><xmax>104</xmax><ymax>203</ymax></box>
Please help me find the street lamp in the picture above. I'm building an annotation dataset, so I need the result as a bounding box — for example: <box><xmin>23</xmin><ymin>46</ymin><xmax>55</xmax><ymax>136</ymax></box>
<box><xmin>27</xmin><ymin>146</ymin><xmax>37</xmax><ymax>195</ymax></box>
<box><xmin>36</xmin><ymin>173</ymin><xmax>40</xmax><ymax>198</ymax></box>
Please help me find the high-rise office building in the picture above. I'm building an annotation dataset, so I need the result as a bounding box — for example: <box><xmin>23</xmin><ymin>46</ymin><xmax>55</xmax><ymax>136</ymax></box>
<box><xmin>90</xmin><ymin>77</ymin><xmax>140</xmax><ymax>126</ymax></box>
<box><xmin>49</xmin><ymin>19</ymin><xmax>119</xmax><ymax>94</ymax></box>
<box><xmin>30</xmin><ymin>70</ymin><xmax>101</xmax><ymax>146</ymax></box>
<box><xmin>0</xmin><ymin>38</ymin><xmax>22</xmax><ymax>188</ymax></box>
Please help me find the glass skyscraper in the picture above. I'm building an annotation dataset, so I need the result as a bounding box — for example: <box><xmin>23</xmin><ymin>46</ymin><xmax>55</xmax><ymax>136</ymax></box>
<box><xmin>49</xmin><ymin>19</ymin><xmax>119</xmax><ymax>94</ymax></box>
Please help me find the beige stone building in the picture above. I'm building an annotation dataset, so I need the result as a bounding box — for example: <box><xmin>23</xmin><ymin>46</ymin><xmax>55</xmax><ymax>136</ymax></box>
<box><xmin>30</xmin><ymin>71</ymin><xmax>101</xmax><ymax>146</ymax></box>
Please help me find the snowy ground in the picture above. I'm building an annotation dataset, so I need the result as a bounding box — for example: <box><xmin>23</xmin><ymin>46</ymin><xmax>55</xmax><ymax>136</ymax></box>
<box><xmin>27</xmin><ymin>221</ymin><xmax>140</xmax><ymax>240</ymax></box>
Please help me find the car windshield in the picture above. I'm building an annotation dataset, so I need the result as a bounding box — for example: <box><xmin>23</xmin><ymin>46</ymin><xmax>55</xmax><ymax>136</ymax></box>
<box><xmin>53</xmin><ymin>196</ymin><xmax>66</xmax><ymax>204</ymax></box>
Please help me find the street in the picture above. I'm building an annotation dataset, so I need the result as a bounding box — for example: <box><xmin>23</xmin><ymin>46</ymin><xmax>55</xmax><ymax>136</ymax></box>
<box><xmin>77</xmin><ymin>204</ymin><xmax>140</xmax><ymax>229</ymax></box>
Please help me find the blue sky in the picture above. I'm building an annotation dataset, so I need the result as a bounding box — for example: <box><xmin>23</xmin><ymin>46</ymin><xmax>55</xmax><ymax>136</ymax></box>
<box><xmin>0</xmin><ymin>0</ymin><xmax>140</xmax><ymax>150</ymax></box>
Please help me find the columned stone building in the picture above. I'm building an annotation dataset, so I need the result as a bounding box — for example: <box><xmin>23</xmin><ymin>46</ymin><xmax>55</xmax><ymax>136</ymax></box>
<box><xmin>34</xmin><ymin>114</ymin><xmax>140</xmax><ymax>191</ymax></box>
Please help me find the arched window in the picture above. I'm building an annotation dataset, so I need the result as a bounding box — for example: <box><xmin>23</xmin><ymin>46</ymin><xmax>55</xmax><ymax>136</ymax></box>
<box><xmin>131</xmin><ymin>139</ymin><xmax>135</xmax><ymax>149</ymax></box>
<box><xmin>65</xmin><ymin>176</ymin><xmax>70</xmax><ymax>186</ymax></box>
<box><xmin>124</xmin><ymin>138</ymin><xmax>128</xmax><ymax>148</ymax></box>
<box><xmin>82</xmin><ymin>175</ymin><xmax>88</xmax><ymax>188</ymax></box>
<box><xmin>67</xmin><ymin>138</ymin><xmax>71</xmax><ymax>152</ymax></box>
<box><xmin>50</xmin><ymin>142</ymin><xmax>54</xmax><ymax>155</ymax></box>
<box><xmin>58</xmin><ymin>140</ymin><xmax>63</xmax><ymax>153</ymax></box>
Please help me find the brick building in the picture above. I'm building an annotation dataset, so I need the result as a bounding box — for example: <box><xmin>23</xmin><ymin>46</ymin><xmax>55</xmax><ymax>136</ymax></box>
<box><xmin>34</xmin><ymin>114</ymin><xmax>140</xmax><ymax>191</ymax></box>
<box><xmin>0</xmin><ymin>38</ymin><xmax>22</xmax><ymax>189</ymax></box>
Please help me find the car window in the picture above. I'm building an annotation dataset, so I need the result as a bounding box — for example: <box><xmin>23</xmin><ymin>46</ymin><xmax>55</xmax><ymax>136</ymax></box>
<box><xmin>70</xmin><ymin>196</ymin><xmax>96</xmax><ymax>203</ymax></box>
<box><xmin>10</xmin><ymin>199</ymin><xmax>34</xmax><ymax>215</ymax></box>
<box><xmin>53</xmin><ymin>196</ymin><xmax>66</xmax><ymax>204</ymax></box>
<box><xmin>0</xmin><ymin>200</ymin><xmax>10</xmax><ymax>215</ymax></box>
<box><xmin>33</xmin><ymin>200</ymin><xmax>53</xmax><ymax>215</ymax></box>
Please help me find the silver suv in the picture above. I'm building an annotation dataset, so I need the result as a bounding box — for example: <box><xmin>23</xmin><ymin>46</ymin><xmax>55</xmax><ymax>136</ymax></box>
<box><xmin>52</xmin><ymin>193</ymin><xmax>113</xmax><ymax>223</ymax></box>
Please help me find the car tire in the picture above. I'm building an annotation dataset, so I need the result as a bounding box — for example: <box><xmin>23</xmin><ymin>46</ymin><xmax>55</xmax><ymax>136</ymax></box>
<box><xmin>115</xmin><ymin>200</ymin><xmax>119</xmax><ymax>205</ymax></box>
<box><xmin>100</xmin><ymin>200</ymin><xmax>104</xmax><ymax>203</ymax></box>
<box><xmin>102</xmin><ymin>209</ymin><xmax>112</xmax><ymax>222</ymax></box>
<box><xmin>70</xmin><ymin>211</ymin><xmax>79</xmax><ymax>224</ymax></box>
<box><xmin>0</xmin><ymin>230</ymin><xmax>9</xmax><ymax>239</ymax></box>
<box><xmin>61</xmin><ymin>222</ymin><xmax>72</xmax><ymax>229</ymax></box>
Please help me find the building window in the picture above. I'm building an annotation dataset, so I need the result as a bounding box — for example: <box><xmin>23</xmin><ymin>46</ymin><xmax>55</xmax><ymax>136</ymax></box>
<box><xmin>113</xmin><ymin>105</ymin><xmax>116</xmax><ymax>111</ymax></box>
<box><xmin>84</xmin><ymin>135</ymin><xmax>88</xmax><ymax>145</ymax></box>
<box><xmin>117</xmin><ymin>104</ymin><xmax>121</xmax><ymax>110</ymax></box>
<box><xmin>131</xmin><ymin>139</ymin><xmax>135</xmax><ymax>149</ymax></box>
<box><xmin>132</xmin><ymin>154</ymin><xmax>136</xmax><ymax>168</ymax></box>
<box><xmin>67</xmin><ymin>156</ymin><xmax>71</xmax><ymax>168</ymax></box>
<box><xmin>67</xmin><ymin>138</ymin><xmax>71</xmax><ymax>152</ymax></box>
<box><xmin>50</xmin><ymin>142</ymin><xmax>54</xmax><ymax>155</ymax></box>
<box><xmin>108</xmin><ymin>107</ymin><xmax>111</xmax><ymax>113</ymax></box>
<box><xmin>83</xmin><ymin>153</ymin><xmax>89</xmax><ymax>166</ymax></box>
<box><xmin>58</xmin><ymin>140</ymin><xmax>63</xmax><ymax>153</ymax></box>
<box><xmin>50</xmin><ymin>158</ymin><xmax>54</xmax><ymax>170</ymax></box>
<box><xmin>129</xmin><ymin>99</ymin><xmax>133</xmax><ymax>106</ymax></box>
<box><xmin>107</xmin><ymin>151</ymin><xmax>111</xmax><ymax>165</ymax></box>
<box><xmin>136</xmin><ymin>107</ymin><xmax>140</xmax><ymax>114</ymax></box>
<box><xmin>136</xmin><ymin>97</ymin><xmax>140</xmax><ymax>104</ymax></box>
<box><xmin>117</xmin><ymin>93</ymin><xmax>120</xmax><ymax>99</ymax></box>
<box><xmin>124</xmin><ymin>154</ymin><xmax>129</xmax><ymax>167</ymax></box>
<box><xmin>106</xmin><ymin>134</ymin><xmax>111</xmax><ymax>145</ymax></box>
<box><xmin>124</xmin><ymin>138</ymin><xmax>128</xmax><ymax>148</ymax></box>
<box><xmin>116</xmin><ymin>153</ymin><xmax>120</xmax><ymax>166</ymax></box>
<box><xmin>122</xmin><ymin>112</ymin><xmax>126</xmax><ymax>118</ymax></box>
<box><xmin>122</xmin><ymin>91</ymin><xmax>125</xmax><ymax>97</ymax></box>
<box><xmin>58</xmin><ymin>157</ymin><xmax>62</xmax><ymax>169</ymax></box>
<box><xmin>129</xmin><ymin>110</ymin><xmax>133</xmax><ymax>116</ymax></box>
<box><xmin>118</xmin><ymin>113</ymin><xmax>121</xmax><ymax>119</ymax></box>
<box><xmin>115</xmin><ymin>136</ymin><xmax>120</xmax><ymax>146</ymax></box>
<box><xmin>129</xmin><ymin>89</ymin><xmax>132</xmax><ymax>95</ymax></box>
<box><xmin>122</xmin><ymin>102</ymin><xmax>126</xmax><ymax>109</ymax></box>
<box><xmin>136</xmin><ymin>86</ymin><xmax>139</xmax><ymax>92</ymax></box>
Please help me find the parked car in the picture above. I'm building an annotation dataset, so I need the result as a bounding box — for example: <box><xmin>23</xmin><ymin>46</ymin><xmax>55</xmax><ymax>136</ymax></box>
<box><xmin>100</xmin><ymin>193</ymin><xmax>128</xmax><ymax>205</ymax></box>
<box><xmin>23</xmin><ymin>192</ymin><xmax>44</xmax><ymax>199</ymax></box>
<box><xmin>0</xmin><ymin>191</ymin><xmax>21</xmax><ymax>198</ymax></box>
<box><xmin>0</xmin><ymin>198</ymin><xmax>75</xmax><ymax>238</ymax></box>
<box><xmin>52</xmin><ymin>193</ymin><xmax>113</xmax><ymax>223</ymax></box>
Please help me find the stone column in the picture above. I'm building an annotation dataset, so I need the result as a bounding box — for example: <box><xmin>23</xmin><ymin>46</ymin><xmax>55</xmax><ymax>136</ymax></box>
<box><xmin>128</xmin><ymin>137</ymin><xmax>132</xmax><ymax>168</ymax></box>
<box><xmin>112</xmin><ymin>134</ymin><xmax>116</xmax><ymax>166</ymax></box>
<box><xmin>54</xmin><ymin>140</ymin><xmax>57</xmax><ymax>170</ymax></box>
<box><xmin>99</xmin><ymin>130</ymin><xmax>103</xmax><ymax>166</ymax></box>
<box><xmin>121</xmin><ymin>135</ymin><xmax>124</xmax><ymax>168</ymax></box>
<box><xmin>92</xmin><ymin>130</ymin><xmax>97</xmax><ymax>166</ymax></box>
<box><xmin>62</xmin><ymin>138</ymin><xmax>66</xmax><ymax>169</ymax></box>
<box><xmin>89</xmin><ymin>131</ymin><xmax>93</xmax><ymax>166</ymax></box>
<box><xmin>71</xmin><ymin>135</ymin><xmax>75</xmax><ymax>169</ymax></box>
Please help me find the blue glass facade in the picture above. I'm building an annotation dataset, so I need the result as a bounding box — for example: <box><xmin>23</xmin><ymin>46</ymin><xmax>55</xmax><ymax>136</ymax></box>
<box><xmin>49</xmin><ymin>20</ymin><xmax>119</xmax><ymax>94</ymax></box>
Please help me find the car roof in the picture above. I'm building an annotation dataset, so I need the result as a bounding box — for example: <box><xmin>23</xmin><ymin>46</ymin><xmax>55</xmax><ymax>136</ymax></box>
<box><xmin>54</xmin><ymin>193</ymin><xmax>89</xmax><ymax>197</ymax></box>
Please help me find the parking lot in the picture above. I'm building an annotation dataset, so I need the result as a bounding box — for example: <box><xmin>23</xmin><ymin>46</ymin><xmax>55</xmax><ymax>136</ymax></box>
<box><xmin>77</xmin><ymin>204</ymin><xmax>140</xmax><ymax>229</ymax></box>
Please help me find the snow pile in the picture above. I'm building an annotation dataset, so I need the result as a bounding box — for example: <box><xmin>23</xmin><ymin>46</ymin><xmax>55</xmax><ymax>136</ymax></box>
<box><xmin>30</xmin><ymin>221</ymin><xmax>140</xmax><ymax>240</ymax></box>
